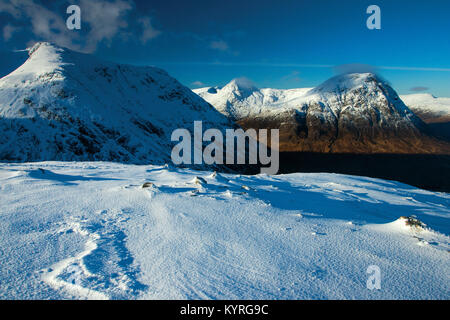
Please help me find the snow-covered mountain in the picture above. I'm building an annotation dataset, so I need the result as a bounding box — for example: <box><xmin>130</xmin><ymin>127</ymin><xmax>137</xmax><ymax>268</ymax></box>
<box><xmin>195</xmin><ymin>78</ymin><xmax>312</xmax><ymax>120</ymax></box>
<box><xmin>195</xmin><ymin>74</ymin><xmax>450</xmax><ymax>154</ymax></box>
<box><xmin>400</xmin><ymin>93</ymin><xmax>450</xmax><ymax>124</ymax></box>
<box><xmin>0</xmin><ymin>42</ymin><xmax>234</xmax><ymax>164</ymax></box>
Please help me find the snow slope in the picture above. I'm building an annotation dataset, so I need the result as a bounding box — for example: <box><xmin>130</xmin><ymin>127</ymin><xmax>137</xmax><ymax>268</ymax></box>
<box><xmin>0</xmin><ymin>42</ymin><xmax>234</xmax><ymax>164</ymax></box>
<box><xmin>195</xmin><ymin>78</ymin><xmax>312</xmax><ymax>120</ymax></box>
<box><xmin>400</xmin><ymin>93</ymin><xmax>450</xmax><ymax>123</ymax></box>
<box><xmin>0</xmin><ymin>161</ymin><xmax>448</xmax><ymax>299</ymax></box>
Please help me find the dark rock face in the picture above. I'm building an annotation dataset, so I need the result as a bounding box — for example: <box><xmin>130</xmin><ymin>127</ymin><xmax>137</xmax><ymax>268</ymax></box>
<box><xmin>238</xmin><ymin>110</ymin><xmax>450</xmax><ymax>154</ymax></box>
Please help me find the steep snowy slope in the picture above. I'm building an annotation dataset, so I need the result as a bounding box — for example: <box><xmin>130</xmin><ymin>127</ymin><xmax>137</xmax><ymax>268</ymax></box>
<box><xmin>0</xmin><ymin>161</ymin><xmax>448</xmax><ymax>299</ymax></box>
<box><xmin>0</xmin><ymin>42</ymin><xmax>234</xmax><ymax>164</ymax></box>
<box><xmin>401</xmin><ymin>93</ymin><xmax>450</xmax><ymax>124</ymax></box>
<box><xmin>196</xmin><ymin>74</ymin><xmax>450</xmax><ymax>154</ymax></box>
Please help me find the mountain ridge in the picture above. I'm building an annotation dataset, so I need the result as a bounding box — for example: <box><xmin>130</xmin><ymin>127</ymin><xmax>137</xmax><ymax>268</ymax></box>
<box><xmin>0</xmin><ymin>42</ymin><xmax>235</xmax><ymax>164</ymax></box>
<box><xmin>195</xmin><ymin>74</ymin><xmax>450</xmax><ymax>154</ymax></box>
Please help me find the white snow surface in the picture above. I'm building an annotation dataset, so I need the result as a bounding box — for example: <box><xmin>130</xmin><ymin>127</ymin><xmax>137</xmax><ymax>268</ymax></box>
<box><xmin>400</xmin><ymin>93</ymin><xmax>450</xmax><ymax>118</ymax></box>
<box><xmin>194</xmin><ymin>79</ymin><xmax>312</xmax><ymax>120</ymax></box>
<box><xmin>0</xmin><ymin>161</ymin><xmax>449</xmax><ymax>299</ymax></box>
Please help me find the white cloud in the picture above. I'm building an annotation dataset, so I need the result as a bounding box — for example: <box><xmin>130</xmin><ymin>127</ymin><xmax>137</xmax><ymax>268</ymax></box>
<box><xmin>334</xmin><ymin>63</ymin><xmax>377</xmax><ymax>75</ymax></box>
<box><xmin>80</xmin><ymin>0</ymin><xmax>133</xmax><ymax>51</ymax></box>
<box><xmin>210</xmin><ymin>40</ymin><xmax>229</xmax><ymax>51</ymax></box>
<box><xmin>232</xmin><ymin>76</ymin><xmax>256</xmax><ymax>89</ymax></box>
<box><xmin>0</xmin><ymin>0</ymin><xmax>79</xmax><ymax>49</ymax></box>
<box><xmin>0</xmin><ymin>0</ymin><xmax>161</xmax><ymax>52</ymax></box>
<box><xmin>410</xmin><ymin>86</ymin><xmax>429</xmax><ymax>92</ymax></box>
<box><xmin>191</xmin><ymin>81</ymin><xmax>205</xmax><ymax>87</ymax></box>
<box><xmin>138</xmin><ymin>17</ymin><xmax>161</xmax><ymax>44</ymax></box>
<box><xmin>282</xmin><ymin>70</ymin><xmax>301</xmax><ymax>82</ymax></box>
<box><xmin>3</xmin><ymin>24</ymin><xmax>17</xmax><ymax>41</ymax></box>
<box><xmin>0</xmin><ymin>1</ymin><xmax>21</xmax><ymax>18</ymax></box>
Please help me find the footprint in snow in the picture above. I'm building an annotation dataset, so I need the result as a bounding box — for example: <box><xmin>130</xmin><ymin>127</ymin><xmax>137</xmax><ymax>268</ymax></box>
<box><xmin>42</xmin><ymin>213</ymin><xmax>149</xmax><ymax>299</ymax></box>
<box><xmin>310</xmin><ymin>268</ymin><xmax>327</xmax><ymax>280</ymax></box>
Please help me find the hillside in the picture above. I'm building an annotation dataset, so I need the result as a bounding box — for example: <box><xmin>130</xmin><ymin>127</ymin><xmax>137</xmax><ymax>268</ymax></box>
<box><xmin>0</xmin><ymin>42</ymin><xmax>234</xmax><ymax>165</ymax></box>
<box><xmin>195</xmin><ymin>74</ymin><xmax>450</xmax><ymax>154</ymax></box>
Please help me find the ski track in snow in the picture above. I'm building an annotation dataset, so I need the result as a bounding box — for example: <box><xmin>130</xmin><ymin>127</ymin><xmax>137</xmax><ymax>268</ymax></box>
<box><xmin>0</xmin><ymin>162</ymin><xmax>449</xmax><ymax>299</ymax></box>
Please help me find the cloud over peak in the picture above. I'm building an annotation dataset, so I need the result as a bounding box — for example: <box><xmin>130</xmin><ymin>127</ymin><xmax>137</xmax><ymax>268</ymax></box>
<box><xmin>410</xmin><ymin>86</ymin><xmax>429</xmax><ymax>92</ymax></box>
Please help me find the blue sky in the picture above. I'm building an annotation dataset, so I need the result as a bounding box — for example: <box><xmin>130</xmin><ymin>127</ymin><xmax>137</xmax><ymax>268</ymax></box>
<box><xmin>1</xmin><ymin>0</ymin><xmax>450</xmax><ymax>96</ymax></box>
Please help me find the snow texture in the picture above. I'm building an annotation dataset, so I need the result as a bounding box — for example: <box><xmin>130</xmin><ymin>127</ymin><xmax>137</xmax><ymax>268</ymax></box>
<box><xmin>0</xmin><ymin>162</ymin><xmax>448</xmax><ymax>299</ymax></box>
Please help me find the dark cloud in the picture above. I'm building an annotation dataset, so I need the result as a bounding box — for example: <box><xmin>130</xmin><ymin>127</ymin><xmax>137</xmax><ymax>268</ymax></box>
<box><xmin>409</xmin><ymin>86</ymin><xmax>429</xmax><ymax>92</ymax></box>
<box><xmin>334</xmin><ymin>63</ymin><xmax>378</xmax><ymax>75</ymax></box>
<box><xmin>0</xmin><ymin>0</ymin><xmax>161</xmax><ymax>53</ymax></box>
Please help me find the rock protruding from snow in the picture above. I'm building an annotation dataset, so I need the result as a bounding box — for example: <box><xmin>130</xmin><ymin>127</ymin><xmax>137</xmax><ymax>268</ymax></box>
<box><xmin>0</xmin><ymin>42</ymin><xmax>234</xmax><ymax>164</ymax></box>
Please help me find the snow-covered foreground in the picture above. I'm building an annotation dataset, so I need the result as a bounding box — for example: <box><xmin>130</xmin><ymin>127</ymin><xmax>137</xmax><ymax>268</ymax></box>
<box><xmin>0</xmin><ymin>162</ymin><xmax>448</xmax><ymax>300</ymax></box>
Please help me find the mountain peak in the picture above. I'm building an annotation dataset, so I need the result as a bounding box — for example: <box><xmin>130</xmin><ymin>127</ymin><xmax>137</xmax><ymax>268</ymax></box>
<box><xmin>308</xmin><ymin>72</ymin><xmax>384</xmax><ymax>95</ymax></box>
<box><xmin>222</xmin><ymin>77</ymin><xmax>259</xmax><ymax>96</ymax></box>
<box><xmin>27</xmin><ymin>42</ymin><xmax>59</xmax><ymax>56</ymax></box>
<box><xmin>7</xmin><ymin>42</ymin><xmax>68</xmax><ymax>79</ymax></box>
<box><xmin>195</xmin><ymin>72</ymin><xmax>448</xmax><ymax>154</ymax></box>
<box><xmin>0</xmin><ymin>42</ymin><xmax>233</xmax><ymax>164</ymax></box>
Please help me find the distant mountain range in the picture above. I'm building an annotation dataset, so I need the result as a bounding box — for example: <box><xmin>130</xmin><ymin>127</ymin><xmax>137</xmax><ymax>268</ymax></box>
<box><xmin>1</xmin><ymin>41</ymin><xmax>449</xmax><ymax>182</ymax></box>
<box><xmin>400</xmin><ymin>93</ymin><xmax>450</xmax><ymax>124</ymax></box>
<box><xmin>0</xmin><ymin>42</ymin><xmax>234</xmax><ymax>164</ymax></box>
<box><xmin>195</xmin><ymin>75</ymin><xmax>450</xmax><ymax>154</ymax></box>
<box><xmin>400</xmin><ymin>93</ymin><xmax>450</xmax><ymax>141</ymax></box>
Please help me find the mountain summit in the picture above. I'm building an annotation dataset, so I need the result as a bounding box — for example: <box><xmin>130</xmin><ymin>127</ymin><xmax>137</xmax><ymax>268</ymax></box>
<box><xmin>0</xmin><ymin>42</ymin><xmax>233</xmax><ymax>163</ymax></box>
<box><xmin>195</xmin><ymin>73</ymin><xmax>450</xmax><ymax>154</ymax></box>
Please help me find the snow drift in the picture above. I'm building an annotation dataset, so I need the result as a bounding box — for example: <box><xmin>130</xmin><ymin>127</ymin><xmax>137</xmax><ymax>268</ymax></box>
<box><xmin>0</xmin><ymin>161</ymin><xmax>448</xmax><ymax>299</ymax></box>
